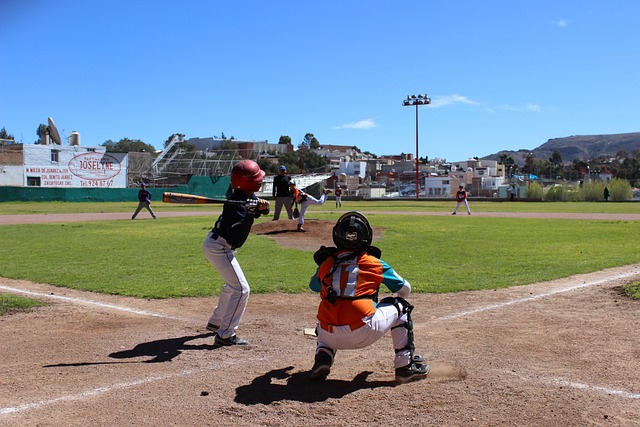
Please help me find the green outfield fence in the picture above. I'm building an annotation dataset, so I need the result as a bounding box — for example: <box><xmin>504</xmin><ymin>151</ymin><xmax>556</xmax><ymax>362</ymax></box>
<box><xmin>0</xmin><ymin>176</ymin><xmax>231</xmax><ymax>202</ymax></box>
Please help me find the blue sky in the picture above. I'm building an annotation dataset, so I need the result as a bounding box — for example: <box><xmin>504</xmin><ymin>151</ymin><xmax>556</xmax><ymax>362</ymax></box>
<box><xmin>2</xmin><ymin>1</ymin><xmax>639</xmax><ymax>162</ymax></box>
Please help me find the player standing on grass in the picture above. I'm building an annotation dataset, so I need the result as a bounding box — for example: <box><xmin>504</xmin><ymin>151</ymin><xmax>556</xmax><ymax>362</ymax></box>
<box><xmin>131</xmin><ymin>182</ymin><xmax>157</xmax><ymax>220</ymax></box>
<box><xmin>203</xmin><ymin>160</ymin><xmax>269</xmax><ymax>346</ymax></box>
<box><xmin>308</xmin><ymin>211</ymin><xmax>430</xmax><ymax>383</ymax></box>
<box><xmin>452</xmin><ymin>184</ymin><xmax>471</xmax><ymax>215</ymax></box>
<box><xmin>334</xmin><ymin>185</ymin><xmax>342</xmax><ymax>208</ymax></box>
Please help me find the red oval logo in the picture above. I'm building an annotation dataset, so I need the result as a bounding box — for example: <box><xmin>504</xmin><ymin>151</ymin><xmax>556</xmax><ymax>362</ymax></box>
<box><xmin>68</xmin><ymin>152</ymin><xmax>122</xmax><ymax>180</ymax></box>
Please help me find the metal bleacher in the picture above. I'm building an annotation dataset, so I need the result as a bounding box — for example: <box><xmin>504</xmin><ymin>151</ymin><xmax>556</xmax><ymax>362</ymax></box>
<box><xmin>257</xmin><ymin>173</ymin><xmax>333</xmax><ymax>198</ymax></box>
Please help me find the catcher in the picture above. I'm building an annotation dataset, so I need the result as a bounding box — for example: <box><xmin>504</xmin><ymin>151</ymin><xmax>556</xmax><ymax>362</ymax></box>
<box><xmin>203</xmin><ymin>159</ymin><xmax>269</xmax><ymax>346</ymax></box>
<box><xmin>308</xmin><ymin>211</ymin><xmax>430</xmax><ymax>383</ymax></box>
<box><xmin>289</xmin><ymin>180</ymin><xmax>331</xmax><ymax>232</ymax></box>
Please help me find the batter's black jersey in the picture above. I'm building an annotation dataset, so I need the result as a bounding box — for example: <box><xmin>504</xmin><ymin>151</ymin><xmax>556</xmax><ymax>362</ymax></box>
<box><xmin>212</xmin><ymin>190</ymin><xmax>269</xmax><ymax>249</ymax></box>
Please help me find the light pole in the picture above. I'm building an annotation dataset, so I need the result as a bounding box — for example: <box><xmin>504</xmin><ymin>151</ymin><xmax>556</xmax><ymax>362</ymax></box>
<box><xmin>403</xmin><ymin>94</ymin><xmax>431</xmax><ymax>199</ymax></box>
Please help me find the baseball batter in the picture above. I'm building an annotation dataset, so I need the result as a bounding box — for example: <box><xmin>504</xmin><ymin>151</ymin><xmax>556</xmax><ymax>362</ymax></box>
<box><xmin>452</xmin><ymin>184</ymin><xmax>471</xmax><ymax>215</ymax></box>
<box><xmin>309</xmin><ymin>211</ymin><xmax>430</xmax><ymax>383</ymax></box>
<box><xmin>289</xmin><ymin>180</ymin><xmax>331</xmax><ymax>232</ymax></box>
<box><xmin>203</xmin><ymin>160</ymin><xmax>269</xmax><ymax>346</ymax></box>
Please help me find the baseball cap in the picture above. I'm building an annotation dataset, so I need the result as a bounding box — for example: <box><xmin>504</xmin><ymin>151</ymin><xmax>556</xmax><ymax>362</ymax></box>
<box><xmin>279</xmin><ymin>165</ymin><xmax>287</xmax><ymax>171</ymax></box>
<box><xmin>289</xmin><ymin>180</ymin><xmax>296</xmax><ymax>186</ymax></box>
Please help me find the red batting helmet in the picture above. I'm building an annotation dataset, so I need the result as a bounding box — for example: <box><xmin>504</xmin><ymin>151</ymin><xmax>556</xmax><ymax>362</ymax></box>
<box><xmin>230</xmin><ymin>160</ymin><xmax>265</xmax><ymax>192</ymax></box>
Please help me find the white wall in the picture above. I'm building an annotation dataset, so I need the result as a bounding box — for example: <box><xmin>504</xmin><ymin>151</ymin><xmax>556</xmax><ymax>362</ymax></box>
<box><xmin>22</xmin><ymin>145</ymin><xmax>128</xmax><ymax>188</ymax></box>
<box><xmin>0</xmin><ymin>165</ymin><xmax>24</xmax><ymax>186</ymax></box>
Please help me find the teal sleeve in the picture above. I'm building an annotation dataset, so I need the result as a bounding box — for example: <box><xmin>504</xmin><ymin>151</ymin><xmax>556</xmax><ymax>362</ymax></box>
<box><xmin>309</xmin><ymin>269</ymin><xmax>322</xmax><ymax>292</ymax></box>
<box><xmin>380</xmin><ymin>259</ymin><xmax>406</xmax><ymax>293</ymax></box>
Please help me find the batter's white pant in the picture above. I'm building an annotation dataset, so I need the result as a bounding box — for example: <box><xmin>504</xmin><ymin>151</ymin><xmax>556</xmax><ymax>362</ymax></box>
<box><xmin>298</xmin><ymin>193</ymin><xmax>327</xmax><ymax>225</ymax></box>
<box><xmin>272</xmin><ymin>196</ymin><xmax>293</xmax><ymax>220</ymax></box>
<box><xmin>453</xmin><ymin>199</ymin><xmax>471</xmax><ymax>214</ymax></box>
<box><xmin>203</xmin><ymin>231</ymin><xmax>250</xmax><ymax>339</ymax></box>
<box><xmin>316</xmin><ymin>302</ymin><xmax>413</xmax><ymax>369</ymax></box>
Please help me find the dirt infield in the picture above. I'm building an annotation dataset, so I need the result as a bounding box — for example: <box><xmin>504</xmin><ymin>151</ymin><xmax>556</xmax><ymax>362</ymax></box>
<box><xmin>1</xmin><ymin>212</ymin><xmax>639</xmax><ymax>426</ymax></box>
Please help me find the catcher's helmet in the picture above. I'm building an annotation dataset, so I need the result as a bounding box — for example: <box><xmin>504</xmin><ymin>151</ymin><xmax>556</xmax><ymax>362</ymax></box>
<box><xmin>230</xmin><ymin>160</ymin><xmax>265</xmax><ymax>192</ymax></box>
<box><xmin>332</xmin><ymin>211</ymin><xmax>373</xmax><ymax>251</ymax></box>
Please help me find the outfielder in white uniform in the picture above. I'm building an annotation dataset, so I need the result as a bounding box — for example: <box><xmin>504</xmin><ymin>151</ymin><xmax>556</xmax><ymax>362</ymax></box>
<box><xmin>452</xmin><ymin>185</ymin><xmax>471</xmax><ymax>215</ymax></box>
<box><xmin>309</xmin><ymin>211</ymin><xmax>430</xmax><ymax>383</ymax></box>
<box><xmin>203</xmin><ymin>160</ymin><xmax>269</xmax><ymax>347</ymax></box>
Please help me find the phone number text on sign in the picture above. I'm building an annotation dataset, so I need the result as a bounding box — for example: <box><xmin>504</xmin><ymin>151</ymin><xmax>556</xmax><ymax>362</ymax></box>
<box><xmin>81</xmin><ymin>179</ymin><xmax>115</xmax><ymax>187</ymax></box>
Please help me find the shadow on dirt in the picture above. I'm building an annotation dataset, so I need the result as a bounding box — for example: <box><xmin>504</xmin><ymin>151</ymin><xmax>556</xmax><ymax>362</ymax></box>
<box><xmin>257</xmin><ymin>229</ymin><xmax>298</xmax><ymax>235</ymax></box>
<box><xmin>108</xmin><ymin>332</ymin><xmax>216</xmax><ymax>363</ymax></box>
<box><xmin>234</xmin><ymin>366</ymin><xmax>396</xmax><ymax>404</ymax></box>
<box><xmin>44</xmin><ymin>333</ymin><xmax>216</xmax><ymax>367</ymax></box>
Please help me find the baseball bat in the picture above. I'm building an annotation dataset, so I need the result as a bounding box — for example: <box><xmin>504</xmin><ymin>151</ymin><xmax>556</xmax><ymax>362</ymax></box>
<box><xmin>163</xmin><ymin>192</ymin><xmax>234</xmax><ymax>204</ymax></box>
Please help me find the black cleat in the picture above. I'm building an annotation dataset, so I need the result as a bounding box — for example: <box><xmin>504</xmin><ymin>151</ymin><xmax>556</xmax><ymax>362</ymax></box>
<box><xmin>310</xmin><ymin>351</ymin><xmax>333</xmax><ymax>381</ymax></box>
<box><xmin>214</xmin><ymin>334</ymin><xmax>248</xmax><ymax>346</ymax></box>
<box><xmin>395</xmin><ymin>356</ymin><xmax>430</xmax><ymax>384</ymax></box>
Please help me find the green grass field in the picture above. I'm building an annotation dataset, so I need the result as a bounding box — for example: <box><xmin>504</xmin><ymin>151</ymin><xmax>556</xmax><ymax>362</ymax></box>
<box><xmin>1</xmin><ymin>199</ymin><xmax>639</xmax><ymax>214</ymax></box>
<box><xmin>0</xmin><ymin>293</ymin><xmax>47</xmax><ymax>315</ymax></box>
<box><xmin>1</xmin><ymin>201</ymin><xmax>639</xmax><ymax>299</ymax></box>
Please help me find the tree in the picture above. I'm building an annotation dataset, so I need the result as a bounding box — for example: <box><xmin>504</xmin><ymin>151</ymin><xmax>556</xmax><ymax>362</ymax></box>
<box><xmin>278</xmin><ymin>149</ymin><xmax>329</xmax><ymax>173</ymax></box>
<box><xmin>547</xmin><ymin>150</ymin><xmax>563</xmax><ymax>179</ymax></box>
<box><xmin>219</xmin><ymin>139</ymin><xmax>238</xmax><ymax>150</ymax></box>
<box><xmin>35</xmin><ymin>124</ymin><xmax>48</xmax><ymax>144</ymax></box>
<box><xmin>522</xmin><ymin>153</ymin><xmax>536</xmax><ymax>174</ymax></box>
<box><xmin>301</xmin><ymin>133</ymin><xmax>319</xmax><ymax>150</ymax></box>
<box><xmin>278</xmin><ymin>135</ymin><xmax>292</xmax><ymax>145</ymax></box>
<box><xmin>102</xmin><ymin>138</ymin><xmax>157</xmax><ymax>154</ymax></box>
<box><xmin>0</xmin><ymin>127</ymin><xmax>15</xmax><ymax>143</ymax></box>
<box><xmin>164</xmin><ymin>133</ymin><xmax>185</xmax><ymax>148</ymax></box>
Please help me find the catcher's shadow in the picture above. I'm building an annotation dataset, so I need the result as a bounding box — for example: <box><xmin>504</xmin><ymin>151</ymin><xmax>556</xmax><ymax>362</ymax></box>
<box><xmin>234</xmin><ymin>366</ymin><xmax>396</xmax><ymax>404</ymax></box>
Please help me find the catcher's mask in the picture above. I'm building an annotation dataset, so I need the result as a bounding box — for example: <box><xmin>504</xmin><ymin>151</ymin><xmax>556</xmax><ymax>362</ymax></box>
<box><xmin>230</xmin><ymin>160</ymin><xmax>265</xmax><ymax>192</ymax></box>
<box><xmin>332</xmin><ymin>211</ymin><xmax>373</xmax><ymax>251</ymax></box>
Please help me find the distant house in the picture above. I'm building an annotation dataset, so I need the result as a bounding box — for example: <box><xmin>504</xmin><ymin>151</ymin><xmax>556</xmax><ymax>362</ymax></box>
<box><xmin>185</xmin><ymin>137</ymin><xmax>293</xmax><ymax>157</ymax></box>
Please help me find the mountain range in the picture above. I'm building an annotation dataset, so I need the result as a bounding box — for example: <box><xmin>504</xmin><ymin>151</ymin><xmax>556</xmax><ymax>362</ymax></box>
<box><xmin>482</xmin><ymin>132</ymin><xmax>640</xmax><ymax>166</ymax></box>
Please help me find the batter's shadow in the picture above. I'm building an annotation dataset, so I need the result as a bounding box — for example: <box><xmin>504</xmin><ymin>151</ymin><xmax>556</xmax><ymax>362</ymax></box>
<box><xmin>234</xmin><ymin>366</ymin><xmax>397</xmax><ymax>404</ymax></box>
<box><xmin>44</xmin><ymin>332</ymin><xmax>216</xmax><ymax>367</ymax></box>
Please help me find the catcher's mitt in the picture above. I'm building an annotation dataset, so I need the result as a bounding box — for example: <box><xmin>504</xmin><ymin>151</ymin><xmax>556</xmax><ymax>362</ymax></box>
<box><xmin>293</xmin><ymin>206</ymin><xmax>300</xmax><ymax>219</ymax></box>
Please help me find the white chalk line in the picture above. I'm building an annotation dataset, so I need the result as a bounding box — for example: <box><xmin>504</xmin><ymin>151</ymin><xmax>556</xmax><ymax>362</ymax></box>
<box><xmin>1</xmin><ymin>269</ymin><xmax>639</xmax><ymax>416</ymax></box>
<box><xmin>0</xmin><ymin>285</ymin><xmax>184</xmax><ymax>320</ymax></box>
<box><xmin>511</xmin><ymin>373</ymin><xmax>640</xmax><ymax>400</ymax></box>
<box><xmin>0</xmin><ymin>355</ymin><xmax>271</xmax><ymax>416</ymax></box>
<box><xmin>436</xmin><ymin>270</ymin><xmax>638</xmax><ymax>321</ymax></box>
<box><xmin>0</xmin><ymin>369</ymin><xmax>201</xmax><ymax>415</ymax></box>
<box><xmin>433</xmin><ymin>269</ymin><xmax>640</xmax><ymax>401</ymax></box>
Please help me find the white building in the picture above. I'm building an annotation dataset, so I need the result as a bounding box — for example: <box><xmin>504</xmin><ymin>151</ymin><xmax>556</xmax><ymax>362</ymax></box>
<box><xmin>0</xmin><ymin>144</ymin><xmax>128</xmax><ymax>188</ymax></box>
<box><xmin>338</xmin><ymin>161</ymin><xmax>367</xmax><ymax>180</ymax></box>
<box><xmin>424</xmin><ymin>176</ymin><xmax>454</xmax><ymax>197</ymax></box>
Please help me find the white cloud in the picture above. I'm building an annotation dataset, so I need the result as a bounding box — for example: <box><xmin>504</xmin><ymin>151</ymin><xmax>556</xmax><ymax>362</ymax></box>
<box><xmin>499</xmin><ymin>103</ymin><xmax>542</xmax><ymax>113</ymax></box>
<box><xmin>333</xmin><ymin>118</ymin><xmax>377</xmax><ymax>130</ymax></box>
<box><xmin>553</xmin><ymin>19</ymin><xmax>568</xmax><ymax>28</ymax></box>
<box><xmin>429</xmin><ymin>94</ymin><xmax>480</xmax><ymax>108</ymax></box>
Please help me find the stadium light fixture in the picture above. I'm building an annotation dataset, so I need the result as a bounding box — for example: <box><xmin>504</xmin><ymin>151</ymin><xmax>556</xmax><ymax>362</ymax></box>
<box><xmin>402</xmin><ymin>94</ymin><xmax>431</xmax><ymax>199</ymax></box>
